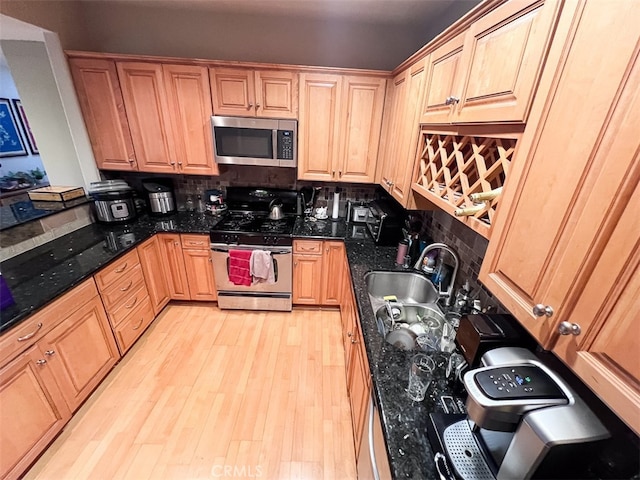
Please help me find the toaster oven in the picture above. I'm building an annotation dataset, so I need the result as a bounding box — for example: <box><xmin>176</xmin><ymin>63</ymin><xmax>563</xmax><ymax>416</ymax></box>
<box><xmin>366</xmin><ymin>199</ymin><xmax>404</xmax><ymax>245</ymax></box>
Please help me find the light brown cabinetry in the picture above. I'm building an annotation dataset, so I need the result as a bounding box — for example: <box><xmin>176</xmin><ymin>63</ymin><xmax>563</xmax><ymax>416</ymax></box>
<box><xmin>210</xmin><ymin>67</ymin><xmax>298</xmax><ymax>118</ymax></box>
<box><xmin>158</xmin><ymin>233</ymin><xmax>190</xmax><ymax>300</ymax></box>
<box><xmin>421</xmin><ymin>0</ymin><xmax>560</xmax><ymax>124</ymax></box>
<box><xmin>292</xmin><ymin>240</ymin><xmax>344</xmax><ymax>305</ymax></box>
<box><xmin>95</xmin><ymin>248</ymin><xmax>155</xmax><ymax>354</ymax></box>
<box><xmin>181</xmin><ymin>234</ymin><xmax>217</xmax><ymax>301</ymax></box>
<box><xmin>298</xmin><ymin>73</ymin><xmax>386</xmax><ymax>183</ymax></box>
<box><xmin>137</xmin><ymin>235</ymin><xmax>171</xmax><ymax>315</ymax></box>
<box><xmin>479</xmin><ymin>0</ymin><xmax>640</xmax><ymax>433</ymax></box>
<box><xmin>68</xmin><ymin>57</ymin><xmax>136</xmax><ymax>171</ymax></box>
<box><xmin>378</xmin><ymin>59</ymin><xmax>427</xmax><ymax>207</ymax></box>
<box><xmin>0</xmin><ymin>279</ymin><xmax>118</xmax><ymax>480</ymax></box>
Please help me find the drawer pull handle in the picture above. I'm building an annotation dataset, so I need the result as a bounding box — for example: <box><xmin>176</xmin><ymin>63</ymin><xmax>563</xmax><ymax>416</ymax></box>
<box><xmin>132</xmin><ymin>318</ymin><xmax>144</xmax><ymax>330</ymax></box>
<box><xmin>120</xmin><ymin>281</ymin><xmax>133</xmax><ymax>292</ymax></box>
<box><xmin>115</xmin><ymin>262</ymin><xmax>128</xmax><ymax>273</ymax></box>
<box><xmin>125</xmin><ymin>297</ymin><xmax>138</xmax><ymax>309</ymax></box>
<box><xmin>17</xmin><ymin>323</ymin><xmax>43</xmax><ymax>342</ymax></box>
<box><xmin>189</xmin><ymin>241</ymin><xmax>205</xmax><ymax>246</ymax></box>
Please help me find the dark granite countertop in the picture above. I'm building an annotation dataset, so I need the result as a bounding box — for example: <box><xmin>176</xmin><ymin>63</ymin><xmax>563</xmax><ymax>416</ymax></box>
<box><xmin>0</xmin><ymin>194</ymin><xmax>89</xmax><ymax>232</ymax></box>
<box><xmin>1</xmin><ymin>212</ymin><xmax>454</xmax><ymax>479</ymax></box>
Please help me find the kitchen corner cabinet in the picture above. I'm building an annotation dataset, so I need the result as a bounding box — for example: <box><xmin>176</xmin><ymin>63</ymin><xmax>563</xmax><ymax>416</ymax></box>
<box><xmin>421</xmin><ymin>0</ymin><xmax>560</xmax><ymax>125</ymax></box>
<box><xmin>210</xmin><ymin>67</ymin><xmax>298</xmax><ymax>119</ymax></box>
<box><xmin>0</xmin><ymin>279</ymin><xmax>119</xmax><ymax>480</ymax></box>
<box><xmin>298</xmin><ymin>73</ymin><xmax>386</xmax><ymax>183</ymax></box>
<box><xmin>479</xmin><ymin>0</ymin><xmax>640</xmax><ymax>432</ymax></box>
<box><xmin>292</xmin><ymin>240</ymin><xmax>344</xmax><ymax>305</ymax></box>
<box><xmin>181</xmin><ymin>234</ymin><xmax>217</xmax><ymax>301</ymax></box>
<box><xmin>68</xmin><ymin>57</ymin><xmax>137</xmax><ymax>171</ymax></box>
<box><xmin>378</xmin><ymin>59</ymin><xmax>427</xmax><ymax>207</ymax></box>
<box><xmin>137</xmin><ymin>236</ymin><xmax>171</xmax><ymax>314</ymax></box>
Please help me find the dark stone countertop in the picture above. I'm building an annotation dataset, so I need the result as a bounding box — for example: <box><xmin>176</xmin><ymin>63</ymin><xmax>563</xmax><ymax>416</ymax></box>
<box><xmin>1</xmin><ymin>212</ymin><xmax>456</xmax><ymax>479</ymax></box>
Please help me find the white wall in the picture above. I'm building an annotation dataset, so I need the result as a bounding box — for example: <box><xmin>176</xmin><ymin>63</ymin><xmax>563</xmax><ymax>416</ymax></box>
<box><xmin>0</xmin><ymin>60</ymin><xmax>47</xmax><ymax>179</ymax></box>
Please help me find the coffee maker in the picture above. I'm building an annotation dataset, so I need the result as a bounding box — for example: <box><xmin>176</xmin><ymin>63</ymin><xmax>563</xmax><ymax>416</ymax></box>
<box><xmin>428</xmin><ymin>347</ymin><xmax>610</xmax><ymax>480</ymax></box>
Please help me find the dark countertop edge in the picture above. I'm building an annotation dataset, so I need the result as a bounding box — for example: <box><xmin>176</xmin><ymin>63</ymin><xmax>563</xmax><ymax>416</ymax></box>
<box><xmin>0</xmin><ymin>196</ymin><xmax>90</xmax><ymax>232</ymax></box>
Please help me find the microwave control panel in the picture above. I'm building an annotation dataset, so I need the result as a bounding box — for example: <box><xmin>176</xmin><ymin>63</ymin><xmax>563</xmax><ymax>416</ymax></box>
<box><xmin>277</xmin><ymin>130</ymin><xmax>294</xmax><ymax>160</ymax></box>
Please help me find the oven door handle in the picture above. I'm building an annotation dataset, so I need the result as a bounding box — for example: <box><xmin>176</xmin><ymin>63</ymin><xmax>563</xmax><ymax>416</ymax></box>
<box><xmin>211</xmin><ymin>246</ymin><xmax>291</xmax><ymax>255</ymax></box>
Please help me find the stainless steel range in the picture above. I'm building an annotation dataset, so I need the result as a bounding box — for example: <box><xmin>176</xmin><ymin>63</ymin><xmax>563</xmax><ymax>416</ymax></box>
<box><xmin>209</xmin><ymin>187</ymin><xmax>300</xmax><ymax>311</ymax></box>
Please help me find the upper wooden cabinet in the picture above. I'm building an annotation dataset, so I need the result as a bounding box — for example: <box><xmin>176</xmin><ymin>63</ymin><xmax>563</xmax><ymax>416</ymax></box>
<box><xmin>298</xmin><ymin>73</ymin><xmax>386</xmax><ymax>183</ymax></box>
<box><xmin>378</xmin><ymin>59</ymin><xmax>426</xmax><ymax>206</ymax></box>
<box><xmin>210</xmin><ymin>67</ymin><xmax>298</xmax><ymax>118</ymax></box>
<box><xmin>479</xmin><ymin>0</ymin><xmax>639</xmax><ymax>432</ymax></box>
<box><xmin>68</xmin><ymin>58</ymin><xmax>137</xmax><ymax>171</ymax></box>
<box><xmin>421</xmin><ymin>0</ymin><xmax>561</xmax><ymax>124</ymax></box>
<box><xmin>164</xmin><ymin>64</ymin><xmax>219</xmax><ymax>175</ymax></box>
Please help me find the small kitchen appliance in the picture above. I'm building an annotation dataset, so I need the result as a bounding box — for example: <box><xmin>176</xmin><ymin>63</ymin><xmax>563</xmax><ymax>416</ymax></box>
<box><xmin>366</xmin><ymin>198</ymin><xmax>404</xmax><ymax>245</ymax></box>
<box><xmin>88</xmin><ymin>180</ymin><xmax>137</xmax><ymax>223</ymax></box>
<box><xmin>427</xmin><ymin>347</ymin><xmax>611</xmax><ymax>480</ymax></box>
<box><xmin>211</xmin><ymin>116</ymin><xmax>297</xmax><ymax>168</ymax></box>
<box><xmin>142</xmin><ymin>178</ymin><xmax>176</xmax><ymax>215</ymax></box>
<box><xmin>204</xmin><ymin>189</ymin><xmax>227</xmax><ymax>215</ymax></box>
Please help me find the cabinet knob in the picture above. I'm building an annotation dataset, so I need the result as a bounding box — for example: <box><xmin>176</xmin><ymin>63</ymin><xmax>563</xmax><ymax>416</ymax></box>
<box><xmin>558</xmin><ymin>321</ymin><xmax>581</xmax><ymax>336</ymax></box>
<box><xmin>332</xmin><ymin>170</ymin><xmax>336</xmax><ymax>177</ymax></box>
<box><xmin>347</xmin><ymin>332</ymin><xmax>352</xmax><ymax>337</ymax></box>
<box><xmin>178</xmin><ymin>161</ymin><xmax>183</xmax><ymax>166</ymax></box>
<box><xmin>44</xmin><ymin>350</ymin><xmax>55</xmax><ymax>356</ymax></box>
<box><xmin>339</xmin><ymin>170</ymin><xmax>342</xmax><ymax>177</ymax></box>
<box><xmin>350</xmin><ymin>337</ymin><xmax>358</xmax><ymax>344</ymax></box>
<box><xmin>248</xmin><ymin>103</ymin><xmax>254</xmax><ymax>109</ymax></box>
<box><xmin>445</xmin><ymin>96</ymin><xmax>460</xmax><ymax>105</ymax></box>
<box><xmin>532</xmin><ymin>304</ymin><xmax>554</xmax><ymax>317</ymax></box>
<box><xmin>255</xmin><ymin>103</ymin><xmax>260</xmax><ymax>108</ymax></box>
<box><xmin>36</xmin><ymin>359</ymin><xmax>47</xmax><ymax>365</ymax></box>
<box><xmin>128</xmin><ymin>158</ymin><xmax>135</xmax><ymax>164</ymax></box>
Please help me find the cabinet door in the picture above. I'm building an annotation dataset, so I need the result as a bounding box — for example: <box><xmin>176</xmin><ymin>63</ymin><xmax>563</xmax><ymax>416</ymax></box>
<box><xmin>117</xmin><ymin>62</ymin><xmax>177</xmax><ymax>173</ymax></box>
<box><xmin>338</xmin><ymin>76</ymin><xmax>386</xmax><ymax>183</ymax></box>
<box><xmin>158</xmin><ymin>234</ymin><xmax>190</xmax><ymax>300</ymax></box>
<box><xmin>390</xmin><ymin>60</ymin><xmax>426</xmax><ymax>206</ymax></box>
<box><xmin>0</xmin><ymin>346</ymin><xmax>70</xmax><ymax>480</ymax></box>
<box><xmin>453</xmin><ymin>0</ymin><xmax>560</xmax><ymax>123</ymax></box>
<box><xmin>163</xmin><ymin>64</ymin><xmax>218</xmax><ymax>175</ymax></box>
<box><xmin>255</xmin><ymin>70</ymin><xmax>298</xmax><ymax>119</ymax></box>
<box><xmin>420</xmin><ymin>32</ymin><xmax>465</xmax><ymax>124</ymax></box>
<box><xmin>210</xmin><ymin>68</ymin><xmax>255</xmax><ymax>117</ymax></box>
<box><xmin>298</xmin><ymin>73</ymin><xmax>343</xmax><ymax>181</ymax></box>
<box><xmin>40</xmin><ymin>296</ymin><xmax>119</xmax><ymax>412</ymax></box>
<box><xmin>378</xmin><ymin>74</ymin><xmax>404</xmax><ymax>191</ymax></box>
<box><xmin>183</xmin><ymin>249</ymin><xmax>217</xmax><ymax>301</ymax></box>
<box><xmin>292</xmin><ymin>254</ymin><xmax>323</xmax><ymax>304</ymax></box>
<box><xmin>68</xmin><ymin>57</ymin><xmax>136</xmax><ymax>171</ymax></box>
<box><xmin>348</xmin><ymin>331</ymin><xmax>371</xmax><ymax>457</ymax></box>
<box><xmin>479</xmin><ymin>1</ymin><xmax>640</xmax><ymax>347</ymax></box>
<box><xmin>137</xmin><ymin>236</ymin><xmax>171</xmax><ymax>315</ymax></box>
<box><xmin>321</xmin><ymin>242</ymin><xmax>345</xmax><ymax>305</ymax></box>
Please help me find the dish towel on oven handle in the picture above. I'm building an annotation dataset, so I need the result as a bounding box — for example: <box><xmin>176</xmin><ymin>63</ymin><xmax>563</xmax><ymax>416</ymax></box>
<box><xmin>250</xmin><ymin>250</ymin><xmax>275</xmax><ymax>284</ymax></box>
<box><xmin>228</xmin><ymin>249</ymin><xmax>253</xmax><ymax>286</ymax></box>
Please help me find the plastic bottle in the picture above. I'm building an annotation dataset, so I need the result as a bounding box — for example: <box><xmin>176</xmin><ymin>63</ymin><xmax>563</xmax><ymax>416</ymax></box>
<box><xmin>396</xmin><ymin>240</ymin><xmax>409</xmax><ymax>265</ymax></box>
<box><xmin>196</xmin><ymin>194</ymin><xmax>204</xmax><ymax>213</ymax></box>
<box><xmin>332</xmin><ymin>191</ymin><xmax>340</xmax><ymax>219</ymax></box>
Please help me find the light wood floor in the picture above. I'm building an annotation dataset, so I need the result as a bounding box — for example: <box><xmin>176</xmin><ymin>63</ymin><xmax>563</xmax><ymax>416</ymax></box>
<box><xmin>25</xmin><ymin>304</ymin><xmax>356</xmax><ymax>480</ymax></box>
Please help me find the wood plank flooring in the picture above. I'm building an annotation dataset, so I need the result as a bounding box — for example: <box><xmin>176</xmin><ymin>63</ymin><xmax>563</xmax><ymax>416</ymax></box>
<box><xmin>24</xmin><ymin>304</ymin><xmax>356</xmax><ymax>479</ymax></box>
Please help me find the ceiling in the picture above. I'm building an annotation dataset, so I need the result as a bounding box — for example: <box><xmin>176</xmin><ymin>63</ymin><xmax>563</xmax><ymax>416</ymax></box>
<box><xmin>90</xmin><ymin>0</ymin><xmax>471</xmax><ymax>25</ymax></box>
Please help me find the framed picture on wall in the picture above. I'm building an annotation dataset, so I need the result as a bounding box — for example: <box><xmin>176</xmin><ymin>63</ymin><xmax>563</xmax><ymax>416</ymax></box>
<box><xmin>0</xmin><ymin>97</ymin><xmax>28</xmax><ymax>157</ymax></box>
<box><xmin>12</xmin><ymin>99</ymin><xmax>39</xmax><ymax>155</ymax></box>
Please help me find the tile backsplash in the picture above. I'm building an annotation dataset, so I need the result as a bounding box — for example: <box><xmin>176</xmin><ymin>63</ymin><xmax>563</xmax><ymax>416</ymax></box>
<box><xmin>413</xmin><ymin>207</ymin><xmax>506</xmax><ymax>314</ymax></box>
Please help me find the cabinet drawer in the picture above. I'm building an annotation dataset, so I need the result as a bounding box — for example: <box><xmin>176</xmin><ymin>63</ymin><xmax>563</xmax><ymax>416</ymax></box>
<box><xmin>99</xmin><ymin>264</ymin><xmax>146</xmax><ymax>310</ymax></box>
<box><xmin>180</xmin><ymin>234</ymin><xmax>209</xmax><ymax>250</ymax></box>
<box><xmin>0</xmin><ymin>279</ymin><xmax>98</xmax><ymax>366</ymax></box>
<box><xmin>107</xmin><ymin>283</ymin><xmax>149</xmax><ymax>327</ymax></box>
<box><xmin>94</xmin><ymin>249</ymin><xmax>140</xmax><ymax>291</ymax></box>
<box><xmin>294</xmin><ymin>240</ymin><xmax>323</xmax><ymax>255</ymax></box>
<box><xmin>112</xmin><ymin>295</ymin><xmax>154</xmax><ymax>354</ymax></box>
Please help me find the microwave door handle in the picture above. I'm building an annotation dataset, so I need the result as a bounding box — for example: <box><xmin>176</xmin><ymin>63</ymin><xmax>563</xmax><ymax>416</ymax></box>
<box><xmin>272</xmin><ymin>129</ymin><xmax>278</xmax><ymax>161</ymax></box>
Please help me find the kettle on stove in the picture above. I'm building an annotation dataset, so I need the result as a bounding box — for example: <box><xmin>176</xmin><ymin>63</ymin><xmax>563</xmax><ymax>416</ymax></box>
<box><xmin>269</xmin><ymin>198</ymin><xmax>285</xmax><ymax>220</ymax></box>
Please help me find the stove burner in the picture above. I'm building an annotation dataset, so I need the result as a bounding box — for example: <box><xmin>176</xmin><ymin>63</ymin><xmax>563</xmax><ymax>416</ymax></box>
<box><xmin>210</xmin><ymin>210</ymin><xmax>297</xmax><ymax>246</ymax></box>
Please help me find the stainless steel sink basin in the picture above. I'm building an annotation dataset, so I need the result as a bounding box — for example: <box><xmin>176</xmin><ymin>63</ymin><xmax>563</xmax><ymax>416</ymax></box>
<box><xmin>364</xmin><ymin>271</ymin><xmax>439</xmax><ymax>304</ymax></box>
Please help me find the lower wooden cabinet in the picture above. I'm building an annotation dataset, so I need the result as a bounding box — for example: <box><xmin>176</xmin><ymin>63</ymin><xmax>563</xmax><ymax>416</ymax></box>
<box><xmin>293</xmin><ymin>240</ymin><xmax>344</xmax><ymax>305</ymax></box>
<box><xmin>158</xmin><ymin>233</ymin><xmax>190</xmax><ymax>300</ymax></box>
<box><xmin>0</xmin><ymin>279</ymin><xmax>119</xmax><ymax>480</ymax></box>
<box><xmin>137</xmin><ymin>235</ymin><xmax>171</xmax><ymax>314</ymax></box>
<box><xmin>181</xmin><ymin>234</ymin><xmax>217</xmax><ymax>301</ymax></box>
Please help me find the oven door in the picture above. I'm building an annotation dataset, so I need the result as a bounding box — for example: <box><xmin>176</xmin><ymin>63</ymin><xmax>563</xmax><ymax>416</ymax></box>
<box><xmin>210</xmin><ymin>243</ymin><xmax>292</xmax><ymax>311</ymax></box>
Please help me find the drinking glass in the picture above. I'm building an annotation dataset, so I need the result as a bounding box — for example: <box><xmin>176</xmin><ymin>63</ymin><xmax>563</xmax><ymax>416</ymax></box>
<box><xmin>407</xmin><ymin>354</ymin><xmax>436</xmax><ymax>401</ymax></box>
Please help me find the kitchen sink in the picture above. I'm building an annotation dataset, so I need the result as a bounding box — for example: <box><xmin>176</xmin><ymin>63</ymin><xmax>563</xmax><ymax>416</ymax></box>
<box><xmin>364</xmin><ymin>271</ymin><xmax>439</xmax><ymax>304</ymax></box>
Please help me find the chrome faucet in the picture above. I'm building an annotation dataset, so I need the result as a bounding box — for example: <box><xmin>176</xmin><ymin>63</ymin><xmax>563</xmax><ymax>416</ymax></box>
<box><xmin>413</xmin><ymin>243</ymin><xmax>460</xmax><ymax>306</ymax></box>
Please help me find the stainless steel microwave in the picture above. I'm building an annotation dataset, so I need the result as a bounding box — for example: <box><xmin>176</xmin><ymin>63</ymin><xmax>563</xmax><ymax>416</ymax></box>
<box><xmin>211</xmin><ymin>116</ymin><xmax>297</xmax><ymax>168</ymax></box>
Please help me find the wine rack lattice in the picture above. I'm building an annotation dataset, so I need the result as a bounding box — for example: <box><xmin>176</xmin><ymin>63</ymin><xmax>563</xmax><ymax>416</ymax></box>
<box><xmin>412</xmin><ymin>130</ymin><xmax>518</xmax><ymax>238</ymax></box>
